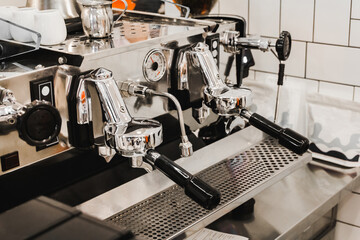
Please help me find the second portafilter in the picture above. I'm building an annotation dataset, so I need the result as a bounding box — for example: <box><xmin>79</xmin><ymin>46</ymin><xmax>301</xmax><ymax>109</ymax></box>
<box><xmin>74</xmin><ymin>68</ymin><xmax>220</xmax><ymax>210</ymax></box>
<box><xmin>191</xmin><ymin>42</ymin><xmax>309</xmax><ymax>155</ymax></box>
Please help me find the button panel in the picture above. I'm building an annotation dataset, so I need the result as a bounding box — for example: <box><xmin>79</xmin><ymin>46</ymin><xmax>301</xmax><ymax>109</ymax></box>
<box><xmin>206</xmin><ymin>34</ymin><xmax>220</xmax><ymax>68</ymax></box>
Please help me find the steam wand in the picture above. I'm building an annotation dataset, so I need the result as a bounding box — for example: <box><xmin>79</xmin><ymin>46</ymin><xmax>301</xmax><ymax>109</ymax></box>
<box><xmin>119</xmin><ymin>82</ymin><xmax>193</xmax><ymax>157</ymax></box>
<box><xmin>270</xmin><ymin>31</ymin><xmax>292</xmax><ymax>123</ymax></box>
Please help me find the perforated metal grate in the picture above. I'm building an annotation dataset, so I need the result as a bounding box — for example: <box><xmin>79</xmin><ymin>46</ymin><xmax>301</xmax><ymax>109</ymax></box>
<box><xmin>106</xmin><ymin>138</ymin><xmax>302</xmax><ymax>240</ymax></box>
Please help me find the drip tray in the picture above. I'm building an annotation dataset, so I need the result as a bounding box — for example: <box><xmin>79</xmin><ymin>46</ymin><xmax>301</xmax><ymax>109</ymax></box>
<box><xmin>106</xmin><ymin>138</ymin><xmax>311</xmax><ymax>240</ymax></box>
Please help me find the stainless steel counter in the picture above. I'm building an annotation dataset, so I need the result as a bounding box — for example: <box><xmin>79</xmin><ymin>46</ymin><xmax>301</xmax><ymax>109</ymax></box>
<box><xmin>77</xmin><ymin>125</ymin><xmax>360</xmax><ymax>239</ymax></box>
<box><xmin>77</xmin><ymin>126</ymin><xmax>313</xmax><ymax>239</ymax></box>
<box><xmin>208</xmin><ymin>161</ymin><xmax>360</xmax><ymax>239</ymax></box>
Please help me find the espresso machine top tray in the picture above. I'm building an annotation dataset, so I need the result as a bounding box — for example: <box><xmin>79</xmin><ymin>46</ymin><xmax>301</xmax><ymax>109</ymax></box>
<box><xmin>39</xmin><ymin>10</ymin><xmax>218</xmax><ymax>57</ymax></box>
<box><xmin>77</xmin><ymin>126</ymin><xmax>312</xmax><ymax>240</ymax></box>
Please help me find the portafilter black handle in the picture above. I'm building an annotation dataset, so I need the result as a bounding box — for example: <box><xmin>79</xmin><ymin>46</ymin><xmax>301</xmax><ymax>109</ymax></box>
<box><xmin>241</xmin><ymin>110</ymin><xmax>309</xmax><ymax>155</ymax></box>
<box><xmin>145</xmin><ymin>149</ymin><xmax>221</xmax><ymax>210</ymax></box>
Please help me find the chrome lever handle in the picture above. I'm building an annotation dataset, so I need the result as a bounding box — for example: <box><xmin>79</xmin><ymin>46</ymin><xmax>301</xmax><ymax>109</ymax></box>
<box><xmin>76</xmin><ymin>68</ymin><xmax>132</xmax><ymax>127</ymax></box>
<box><xmin>191</xmin><ymin>42</ymin><xmax>228</xmax><ymax>95</ymax></box>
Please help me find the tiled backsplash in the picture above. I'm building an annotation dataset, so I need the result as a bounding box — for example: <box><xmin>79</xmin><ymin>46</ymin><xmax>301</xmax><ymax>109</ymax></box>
<box><xmin>0</xmin><ymin>0</ymin><xmax>26</xmax><ymax>7</ymax></box>
<box><xmin>215</xmin><ymin>1</ymin><xmax>360</xmax><ymax>237</ymax></box>
<box><xmin>214</xmin><ymin>0</ymin><xmax>360</xmax><ymax>101</ymax></box>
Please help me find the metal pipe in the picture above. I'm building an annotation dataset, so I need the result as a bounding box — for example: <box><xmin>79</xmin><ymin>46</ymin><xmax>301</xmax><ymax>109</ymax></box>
<box><xmin>146</xmin><ymin>89</ymin><xmax>193</xmax><ymax>157</ymax></box>
<box><xmin>147</xmin><ymin>90</ymin><xmax>186</xmax><ymax>137</ymax></box>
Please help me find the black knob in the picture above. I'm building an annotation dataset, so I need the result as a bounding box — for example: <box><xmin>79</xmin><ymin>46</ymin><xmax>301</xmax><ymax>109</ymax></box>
<box><xmin>276</xmin><ymin>31</ymin><xmax>292</xmax><ymax>61</ymax></box>
<box><xmin>17</xmin><ymin>100</ymin><xmax>61</xmax><ymax>146</ymax></box>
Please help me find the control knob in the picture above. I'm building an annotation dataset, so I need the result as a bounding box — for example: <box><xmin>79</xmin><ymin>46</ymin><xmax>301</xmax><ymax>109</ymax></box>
<box><xmin>276</xmin><ymin>31</ymin><xmax>292</xmax><ymax>61</ymax></box>
<box><xmin>17</xmin><ymin>100</ymin><xmax>61</xmax><ymax>146</ymax></box>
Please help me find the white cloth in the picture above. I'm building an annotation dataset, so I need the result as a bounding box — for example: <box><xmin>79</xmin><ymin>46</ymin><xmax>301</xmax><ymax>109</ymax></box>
<box><xmin>307</xmin><ymin>93</ymin><xmax>360</xmax><ymax>166</ymax></box>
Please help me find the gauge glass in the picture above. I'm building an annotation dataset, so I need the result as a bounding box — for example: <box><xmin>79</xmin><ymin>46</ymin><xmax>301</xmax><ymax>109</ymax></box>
<box><xmin>143</xmin><ymin>49</ymin><xmax>166</xmax><ymax>82</ymax></box>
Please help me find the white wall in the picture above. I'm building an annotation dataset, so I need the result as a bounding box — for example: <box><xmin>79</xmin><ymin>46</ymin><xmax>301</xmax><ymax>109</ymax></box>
<box><xmin>0</xmin><ymin>0</ymin><xmax>26</xmax><ymax>7</ymax></box>
<box><xmin>213</xmin><ymin>0</ymin><xmax>360</xmax><ymax>100</ymax></box>
<box><xmin>214</xmin><ymin>0</ymin><xmax>360</xmax><ymax>238</ymax></box>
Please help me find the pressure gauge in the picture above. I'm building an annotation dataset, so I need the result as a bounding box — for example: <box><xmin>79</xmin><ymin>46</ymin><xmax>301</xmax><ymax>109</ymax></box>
<box><xmin>143</xmin><ymin>49</ymin><xmax>166</xmax><ymax>82</ymax></box>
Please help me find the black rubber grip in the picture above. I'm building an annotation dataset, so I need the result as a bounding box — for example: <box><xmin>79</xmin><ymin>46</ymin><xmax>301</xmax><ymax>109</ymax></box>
<box><xmin>224</xmin><ymin>55</ymin><xmax>235</xmax><ymax>78</ymax></box>
<box><xmin>249</xmin><ymin>113</ymin><xmax>309</xmax><ymax>155</ymax></box>
<box><xmin>278</xmin><ymin>63</ymin><xmax>285</xmax><ymax>86</ymax></box>
<box><xmin>145</xmin><ymin>150</ymin><xmax>221</xmax><ymax>210</ymax></box>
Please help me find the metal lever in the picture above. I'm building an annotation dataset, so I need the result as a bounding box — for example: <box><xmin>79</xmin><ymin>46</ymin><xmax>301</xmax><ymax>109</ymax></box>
<box><xmin>145</xmin><ymin>149</ymin><xmax>221</xmax><ymax>210</ymax></box>
<box><xmin>221</xmin><ymin>31</ymin><xmax>271</xmax><ymax>53</ymax></box>
<box><xmin>191</xmin><ymin>42</ymin><xmax>228</xmax><ymax>95</ymax></box>
<box><xmin>77</xmin><ymin>68</ymin><xmax>132</xmax><ymax>131</ymax></box>
<box><xmin>76</xmin><ymin>68</ymin><xmax>132</xmax><ymax>161</ymax></box>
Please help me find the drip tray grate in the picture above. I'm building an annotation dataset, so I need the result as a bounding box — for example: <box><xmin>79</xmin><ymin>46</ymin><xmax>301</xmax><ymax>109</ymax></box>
<box><xmin>106</xmin><ymin>138</ymin><xmax>308</xmax><ymax>240</ymax></box>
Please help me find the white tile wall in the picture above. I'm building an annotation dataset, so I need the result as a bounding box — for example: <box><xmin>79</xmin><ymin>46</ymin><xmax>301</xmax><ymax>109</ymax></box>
<box><xmin>253</xmin><ymin>71</ymin><xmax>277</xmax><ymax>85</ymax></box>
<box><xmin>284</xmin><ymin>41</ymin><xmax>307</xmax><ymax>77</ymax></box>
<box><xmin>280</xmin><ymin>76</ymin><xmax>318</xmax><ymax>134</ymax></box>
<box><xmin>219</xmin><ymin>0</ymin><xmax>248</xmax><ymax>23</ymax></box>
<box><xmin>251</xmin><ymin>40</ymin><xmax>307</xmax><ymax>78</ymax></box>
<box><xmin>0</xmin><ymin>0</ymin><xmax>26</xmax><ymax>7</ymax></box>
<box><xmin>350</xmin><ymin>20</ymin><xmax>360</xmax><ymax>47</ymax></box>
<box><xmin>243</xmin><ymin>71</ymin><xmax>277</xmax><ymax>119</ymax></box>
<box><xmin>355</xmin><ymin>87</ymin><xmax>360</xmax><ymax>102</ymax></box>
<box><xmin>334</xmin><ymin>222</ymin><xmax>360</xmax><ymax>240</ymax></box>
<box><xmin>281</xmin><ymin>0</ymin><xmax>314</xmax><ymax>41</ymax></box>
<box><xmin>217</xmin><ymin>1</ymin><xmax>360</xmax><ymax>239</ymax></box>
<box><xmin>249</xmin><ymin>0</ymin><xmax>280</xmax><ymax>37</ymax></box>
<box><xmin>338</xmin><ymin>193</ymin><xmax>360</xmax><ymax>227</ymax></box>
<box><xmin>306</xmin><ymin>43</ymin><xmax>360</xmax><ymax>86</ymax></box>
<box><xmin>352</xmin><ymin>0</ymin><xmax>360</xmax><ymax>19</ymax></box>
<box><xmin>285</xmin><ymin>76</ymin><xmax>319</xmax><ymax>93</ymax></box>
<box><xmin>248</xmin><ymin>70</ymin><xmax>255</xmax><ymax>80</ymax></box>
<box><xmin>314</xmin><ymin>0</ymin><xmax>351</xmax><ymax>45</ymax></box>
<box><xmin>318</xmin><ymin>82</ymin><xmax>354</xmax><ymax>100</ymax></box>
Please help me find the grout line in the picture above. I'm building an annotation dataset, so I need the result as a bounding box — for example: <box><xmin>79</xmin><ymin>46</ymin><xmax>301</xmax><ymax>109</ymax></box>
<box><xmin>258</xmin><ymin>35</ymin><xmax>360</xmax><ymax>50</ymax></box>
<box><xmin>303</xmin><ymin>40</ymin><xmax>360</xmax><ymax>49</ymax></box>
<box><xmin>317</xmin><ymin>80</ymin><xmax>320</xmax><ymax>93</ymax></box>
<box><xmin>252</xmin><ymin>70</ymin><xmax>360</xmax><ymax>87</ymax></box>
<box><xmin>349</xmin><ymin>0</ymin><xmax>353</xmax><ymax>46</ymax></box>
<box><xmin>304</xmin><ymin>42</ymin><xmax>308</xmax><ymax>78</ymax></box>
<box><xmin>353</xmin><ymin>86</ymin><xmax>356</xmax><ymax>101</ymax></box>
<box><xmin>351</xmin><ymin>18</ymin><xmax>360</xmax><ymax>20</ymax></box>
<box><xmin>337</xmin><ymin>220</ymin><xmax>360</xmax><ymax>229</ymax></box>
<box><xmin>312</xmin><ymin>0</ymin><xmax>316</xmax><ymax>42</ymax></box>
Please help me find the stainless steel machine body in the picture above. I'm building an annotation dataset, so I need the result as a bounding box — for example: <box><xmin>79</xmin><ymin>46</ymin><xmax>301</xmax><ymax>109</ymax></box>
<box><xmin>0</xmin><ymin>11</ymin><xmax>235</xmax><ymax>175</ymax></box>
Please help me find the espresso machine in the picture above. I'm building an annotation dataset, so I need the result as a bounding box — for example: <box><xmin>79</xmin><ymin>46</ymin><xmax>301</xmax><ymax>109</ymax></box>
<box><xmin>0</xmin><ymin>10</ymin><xmax>311</xmax><ymax>239</ymax></box>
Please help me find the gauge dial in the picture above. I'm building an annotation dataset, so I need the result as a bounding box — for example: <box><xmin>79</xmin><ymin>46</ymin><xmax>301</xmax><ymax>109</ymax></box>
<box><xmin>143</xmin><ymin>49</ymin><xmax>166</xmax><ymax>82</ymax></box>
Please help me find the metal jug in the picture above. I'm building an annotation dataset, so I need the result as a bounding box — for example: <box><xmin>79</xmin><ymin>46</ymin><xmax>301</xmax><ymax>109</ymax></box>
<box><xmin>26</xmin><ymin>0</ymin><xmax>82</xmax><ymax>19</ymax></box>
<box><xmin>77</xmin><ymin>0</ymin><xmax>127</xmax><ymax>38</ymax></box>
